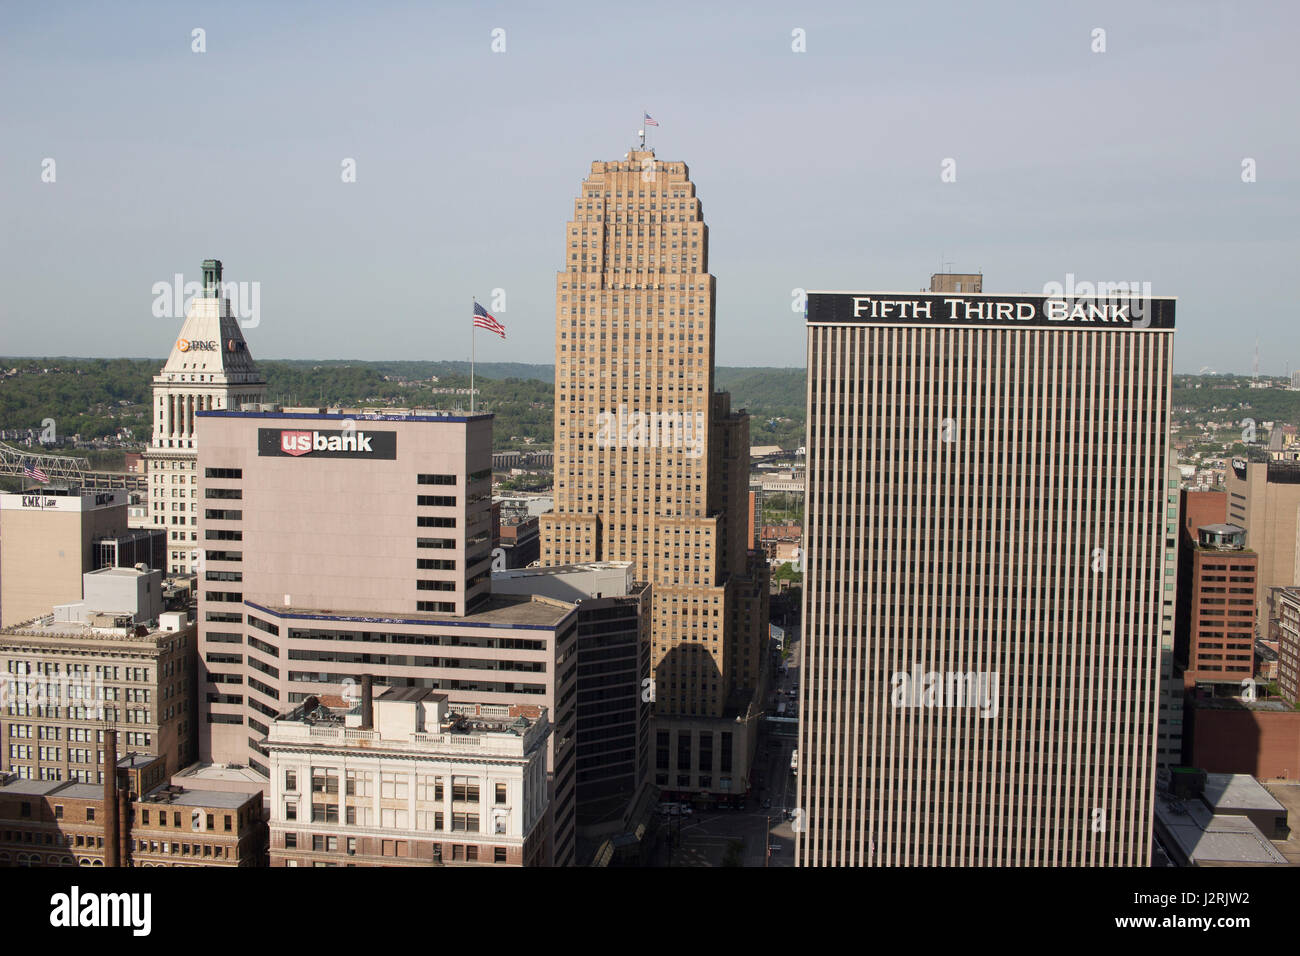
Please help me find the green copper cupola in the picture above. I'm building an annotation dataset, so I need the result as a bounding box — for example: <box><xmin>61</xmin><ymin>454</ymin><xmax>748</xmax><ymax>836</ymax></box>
<box><xmin>201</xmin><ymin>259</ymin><xmax>223</xmax><ymax>298</ymax></box>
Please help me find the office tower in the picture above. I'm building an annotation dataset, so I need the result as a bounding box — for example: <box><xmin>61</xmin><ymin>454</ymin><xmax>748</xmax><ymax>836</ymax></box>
<box><xmin>798</xmin><ymin>288</ymin><xmax>1176</xmax><ymax>866</ymax></box>
<box><xmin>264</xmin><ymin>689</ymin><xmax>551</xmax><ymax>867</ymax></box>
<box><xmin>539</xmin><ymin>149</ymin><xmax>768</xmax><ymax>801</ymax></box>
<box><xmin>145</xmin><ymin>259</ymin><xmax>266</xmax><ymax>575</ymax></box>
<box><xmin>1178</xmin><ymin>523</ymin><xmax>1257</xmax><ymax>686</ymax></box>
<box><xmin>492</xmin><ymin>561</ymin><xmax>653</xmax><ymax>859</ymax></box>
<box><xmin>1228</xmin><ymin>459</ymin><xmax>1300</xmax><ymax>619</ymax></box>
<box><xmin>1</xmin><ymin>596</ymin><xmax>195</xmax><ymax>782</ymax></box>
<box><xmin>0</xmin><ymin>489</ymin><xmax>131</xmax><ymax>628</ymax></box>
<box><xmin>195</xmin><ymin>405</ymin><xmax>580</xmax><ymax>864</ymax></box>
<box><xmin>1225</xmin><ymin>457</ymin><xmax>1300</xmax><ymax>626</ymax></box>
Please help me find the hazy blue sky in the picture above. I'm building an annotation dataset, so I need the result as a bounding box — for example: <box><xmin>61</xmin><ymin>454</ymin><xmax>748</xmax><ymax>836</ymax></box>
<box><xmin>2</xmin><ymin>0</ymin><xmax>1296</xmax><ymax>374</ymax></box>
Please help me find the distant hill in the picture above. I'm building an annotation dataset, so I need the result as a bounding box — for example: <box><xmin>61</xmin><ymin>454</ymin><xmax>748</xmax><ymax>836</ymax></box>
<box><xmin>8</xmin><ymin>357</ymin><xmax>1285</xmax><ymax>460</ymax></box>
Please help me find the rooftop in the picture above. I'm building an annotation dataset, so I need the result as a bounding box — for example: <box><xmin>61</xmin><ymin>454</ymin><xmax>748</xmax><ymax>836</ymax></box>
<box><xmin>246</xmin><ymin>592</ymin><xmax>576</xmax><ymax>631</ymax></box>
<box><xmin>140</xmin><ymin>785</ymin><xmax>254</xmax><ymax>809</ymax></box>
<box><xmin>1202</xmin><ymin>773</ymin><xmax>1287</xmax><ymax>814</ymax></box>
<box><xmin>172</xmin><ymin>762</ymin><xmax>271</xmax><ymax>786</ymax></box>
<box><xmin>1200</xmin><ymin>523</ymin><xmax>1245</xmax><ymax>536</ymax></box>
<box><xmin>1154</xmin><ymin>792</ymin><xmax>1289</xmax><ymax>865</ymax></box>
<box><xmin>199</xmin><ymin>405</ymin><xmax>492</xmax><ymax>424</ymax></box>
<box><xmin>0</xmin><ymin>614</ymin><xmax>177</xmax><ymax>644</ymax></box>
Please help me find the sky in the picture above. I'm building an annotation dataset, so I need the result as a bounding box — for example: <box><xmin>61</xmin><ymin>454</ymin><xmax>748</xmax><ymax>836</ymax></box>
<box><xmin>2</xmin><ymin>0</ymin><xmax>1297</xmax><ymax>374</ymax></box>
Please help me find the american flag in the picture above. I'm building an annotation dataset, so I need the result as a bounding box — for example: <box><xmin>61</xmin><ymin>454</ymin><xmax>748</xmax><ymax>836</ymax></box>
<box><xmin>643</xmin><ymin>112</ymin><xmax>659</xmax><ymax>127</ymax></box>
<box><xmin>473</xmin><ymin>301</ymin><xmax>506</xmax><ymax>339</ymax></box>
<box><xmin>22</xmin><ymin>460</ymin><xmax>49</xmax><ymax>483</ymax></box>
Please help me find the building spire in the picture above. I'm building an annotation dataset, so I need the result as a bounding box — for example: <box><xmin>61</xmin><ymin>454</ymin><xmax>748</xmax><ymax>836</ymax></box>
<box><xmin>202</xmin><ymin>259</ymin><xmax>222</xmax><ymax>299</ymax></box>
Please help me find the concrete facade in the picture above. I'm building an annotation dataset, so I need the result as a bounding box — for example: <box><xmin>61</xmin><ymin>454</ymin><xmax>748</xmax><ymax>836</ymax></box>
<box><xmin>194</xmin><ymin>407</ymin><xmax>582</xmax><ymax>864</ymax></box>
<box><xmin>0</xmin><ymin>490</ymin><xmax>129</xmax><ymax>629</ymax></box>
<box><xmin>799</xmin><ymin>289</ymin><xmax>1177</xmax><ymax>866</ymax></box>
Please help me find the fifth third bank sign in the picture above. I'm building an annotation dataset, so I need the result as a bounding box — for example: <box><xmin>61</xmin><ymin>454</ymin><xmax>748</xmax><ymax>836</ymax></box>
<box><xmin>805</xmin><ymin>291</ymin><xmax>1174</xmax><ymax>329</ymax></box>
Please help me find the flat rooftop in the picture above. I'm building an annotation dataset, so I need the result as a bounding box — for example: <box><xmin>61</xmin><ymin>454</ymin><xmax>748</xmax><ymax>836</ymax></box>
<box><xmin>199</xmin><ymin>406</ymin><xmax>492</xmax><ymax>424</ymax></box>
<box><xmin>248</xmin><ymin>592</ymin><xmax>576</xmax><ymax>630</ymax></box>
<box><xmin>141</xmin><ymin>786</ymin><xmax>253</xmax><ymax>809</ymax></box>
<box><xmin>172</xmin><ymin>762</ymin><xmax>270</xmax><ymax>786</ymax></box>
<box><xmin>0</xmin><ymin>616</ymin><xmax>169</xmax><ymax>643</ymax></box>
<box><xmin>1154</xmin><ymin>793</ymin><xmax>1289</xmax><ymax>865</ymax></box>
<box><xmin>0</xmin><ymin>779</ymin><xmax>66</xmax><ymax>797</ymax></box>
<box><xmin>54</xmin><ymin>783</ymin><xmax>105</xmax><ymax>801</ymax></box>
<box><xmin>378</xmin><ymin>686</ymin><xmax>446</xmax><ymax>703</ymax></box>
<box><xmin>86</xmin><ymin>566</ymin><xmax>154</xmax><ymax>578</ymax></box>
<box><xmin>1203</xmin><ymin>773</ymin><xmax>1287</xmax><ymax>814</ymax></box>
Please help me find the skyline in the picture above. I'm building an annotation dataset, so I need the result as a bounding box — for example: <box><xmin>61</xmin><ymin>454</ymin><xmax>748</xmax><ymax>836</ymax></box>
<box><xmin>3</xmin><ymin>0</ymin><xmax>1298</xmax><ymax>375</ymax></box>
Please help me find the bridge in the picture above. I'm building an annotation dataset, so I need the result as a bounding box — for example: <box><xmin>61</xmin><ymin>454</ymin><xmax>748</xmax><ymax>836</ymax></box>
<box><xmin>0</xmin><ymin>442</ymin><xmax>147</xmax><ymax>492</ymax></box>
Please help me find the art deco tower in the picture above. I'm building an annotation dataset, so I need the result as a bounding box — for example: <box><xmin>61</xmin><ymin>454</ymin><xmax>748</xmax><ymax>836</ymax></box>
<box><xmin>540</xmin><ymin>150</ymin><xmax>767</xmax><ymax>797</ymax></box>
<box><xmin>145</xmin><ymin>260</ymin><xmax>266</xmax><ymax>574</ymax></box>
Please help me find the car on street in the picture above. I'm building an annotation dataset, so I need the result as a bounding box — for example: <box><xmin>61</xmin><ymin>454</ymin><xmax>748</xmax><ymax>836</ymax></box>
<box><xmin>762</xmin><ymin>798</ymin><xmax>772</xmax><ymax>809</ymax></box>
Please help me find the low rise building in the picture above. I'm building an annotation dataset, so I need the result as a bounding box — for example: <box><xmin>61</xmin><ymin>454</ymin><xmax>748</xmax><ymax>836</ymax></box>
<box><xmin>264</xmin><ymin>686</ymin><xmax>550</xmax><ymax>866</ymax></box>
<box><xmin>1</xmin><ymin>595</ymin><xmax>195</xmax><ymax>782</ymax></box>
<box><xmin>0</xmin><ymin>488</ymin><xmax>131</xmax><ymax>628</ymax></box>
<box><xmin>0</xmin><ymin>749</ymin><xmax>264</xmax><ymax>867</ymax></box>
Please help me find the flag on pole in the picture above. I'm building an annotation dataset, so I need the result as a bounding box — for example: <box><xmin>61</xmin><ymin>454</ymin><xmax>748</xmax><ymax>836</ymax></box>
<box><xmin>473</xmin><ymin>301</ymin><xmax>506</xmax><ymax>339</ymax></box>
<box><xmin>643</xmin><ymin>112</ymin><xmax>659</xmax><ymax>127</ymax></box>
<box><xmin>22</xmin><ymin>460</ymin><xmax>49</xmax><ymax>483</ymax></box>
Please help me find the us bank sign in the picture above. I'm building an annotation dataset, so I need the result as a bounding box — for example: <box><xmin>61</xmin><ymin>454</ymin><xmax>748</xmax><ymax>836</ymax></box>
<box><xmin>806</xmin><ymin>292</ymin><xmax>1175</xmax><ymax>330</ymax></box>
<box><xmin>258</xmin><ymin>427</ymin><xmax>397</xmax><ymax>460</ymax></box>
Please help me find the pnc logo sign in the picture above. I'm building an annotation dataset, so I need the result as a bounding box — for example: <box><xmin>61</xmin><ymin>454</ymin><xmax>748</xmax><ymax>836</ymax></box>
<box><xmin>177</xmin><ymin>338</ymin><xmax>218</xmax><ymax>353</ymax></box>
<box><xmin>258</xmin><ymin>427</ymin><xmax>396</xmax><ymax>460</ymax></box>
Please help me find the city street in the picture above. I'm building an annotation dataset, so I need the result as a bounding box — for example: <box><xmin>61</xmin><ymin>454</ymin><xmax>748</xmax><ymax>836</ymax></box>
<box><xmin>659</xmin><ymin>631</ymin><xmax>801</xmax><ymax>867</ymax></box>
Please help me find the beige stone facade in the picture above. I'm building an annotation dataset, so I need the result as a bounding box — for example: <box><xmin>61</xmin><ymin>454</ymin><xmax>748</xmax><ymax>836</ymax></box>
<box><xmin>538</xmin><ymin>150</ymin><xmax>768</xmax><ymax>796</ymax></box>
<box><xmin>1</xmin><ymin>612</ymin><xmax>196</xmax><ymax>783</ymax></box>
<box><xmin>145</xmin><ymin>262</ymin><xmax>266</xmax><ymax>574</ymax></box>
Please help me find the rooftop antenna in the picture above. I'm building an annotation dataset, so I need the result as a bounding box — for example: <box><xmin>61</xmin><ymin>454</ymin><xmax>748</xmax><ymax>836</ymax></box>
<box><xmin>1254</xmin><ymin>337</ymin><xmax>1260</xmax><ymax>384</ymax></box>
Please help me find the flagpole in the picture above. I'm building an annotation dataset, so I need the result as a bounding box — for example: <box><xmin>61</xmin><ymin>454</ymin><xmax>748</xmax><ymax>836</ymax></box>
<box><xmin>470</xmin><ymin>299</ymin><xmax>476</xmax><ymax>414</ymax></box>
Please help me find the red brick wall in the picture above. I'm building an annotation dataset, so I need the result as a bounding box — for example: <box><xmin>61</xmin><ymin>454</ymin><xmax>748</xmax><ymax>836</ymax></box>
<box><xmin>1189</xmin><ymin>707</ymin><xmax>1300</xmax><ymax>780</ymax></box>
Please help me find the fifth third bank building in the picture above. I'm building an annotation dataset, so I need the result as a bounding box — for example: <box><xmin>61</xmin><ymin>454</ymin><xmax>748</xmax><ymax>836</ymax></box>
<box><xmin>796</xmin><ymin>286</ymin><xmax>1177</xmax><ymax>866</ymax></box>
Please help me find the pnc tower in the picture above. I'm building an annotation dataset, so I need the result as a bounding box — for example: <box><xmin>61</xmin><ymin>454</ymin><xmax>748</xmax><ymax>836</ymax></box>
<box><xmin>145</xmin><ymin>260</ymin><xmax>266</xmax><ymax>574</ymax></box>
<box><xmin>540</xmin><ymin>149</ymin><xmax>768</xmax><ymax>797</ymax></box>
<box><xmin>797</xmin><ymin>289</ymin><xmax>1177</xmax><ymax>866</ymax></box>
